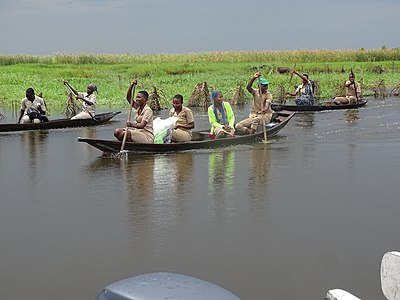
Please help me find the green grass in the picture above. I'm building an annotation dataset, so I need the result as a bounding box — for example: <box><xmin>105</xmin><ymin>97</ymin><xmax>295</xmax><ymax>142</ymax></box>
<box><xmin>0</xmin><ymin>49</ymin><xmax>399</xmax><ymax>111</ymax></box>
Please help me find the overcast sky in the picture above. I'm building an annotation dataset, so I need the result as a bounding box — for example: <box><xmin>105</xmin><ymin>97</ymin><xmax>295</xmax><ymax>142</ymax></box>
<box><xmin>0</xmin><ymin>0</ymin><xmax>399</xmax><ymax>55</ymax></box>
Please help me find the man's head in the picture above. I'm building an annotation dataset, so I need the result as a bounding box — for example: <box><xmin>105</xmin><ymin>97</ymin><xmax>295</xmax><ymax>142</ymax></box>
<box><xmin>87</xmin><ymin>83</ymin><xmax>97</xmax><ymax>94</ymax></box>
<box><xmin>26</xmin><ymin>88</ymin><xmax>35</xmax><ymax>101</ymax></box>
<box><xmin>172</xmin><ymin>94</ymin><xmax>184</xmax><ymax>110</ymax></box>
<box><xmin>302</xmin><ymin>74</ymin><xmax>309</xmax><ymax>84</ymax></box>
<box><xmin>259</xmin><ymin>77</ymin><xmax>270</xmax><ymax>92</ymax></box>
<box><xmin>136</xmin><ymin>90</ymin><xmax>149</xmax><ymax>106</ymax></box>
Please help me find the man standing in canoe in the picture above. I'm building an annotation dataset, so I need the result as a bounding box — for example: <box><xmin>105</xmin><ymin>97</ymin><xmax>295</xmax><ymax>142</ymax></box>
<box><xmin>169</xmin><ymin>94</ymin><xmax>195</xmax><ymax>142</ymax></box>
<box><xmin>114</xmin><ymin>80</ymin><xmax>154</xmax><ymax>143</ymax></box>
<box><xmin>63</xmin><ymin>80</ymin><xmax>97</xmax><ymax>119</ymax></box>
<box><xmin>333</xmin><ymin>71</ymin><xmax>362</xmax><ymax>105</ymax></box>
<box><xmin>286</xmin><ymin>70</ymin><xmax>314</xmax><ymax>106</ymax></box>
<box><xmin>235</xmin><ymin>71</ymin><xmax>273</xmax><ymax>135</ymax></box>
<box><xmin>17</xmin><ymin>88</ymin><xmax>47</xmax><ymax>123</ymax></box>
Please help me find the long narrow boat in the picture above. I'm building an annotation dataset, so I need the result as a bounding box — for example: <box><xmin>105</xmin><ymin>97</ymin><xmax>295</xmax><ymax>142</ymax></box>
<box><xmin>0</xmin><ymin>111</ymin><xmax>121</xmax><ymax>132</ymax></box>
<box><xmin>271</xmin><ymin>100</ymin><xmax>368</xmax><ymax>112</ymax></box>
<box><xmin>78</xmin><ymin>111</ymin><xmax>295</xmax><ymax>153</ymax></box>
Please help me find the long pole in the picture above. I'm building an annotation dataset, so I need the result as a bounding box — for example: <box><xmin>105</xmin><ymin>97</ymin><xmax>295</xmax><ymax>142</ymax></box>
<box><xmin>119</xmin><ymin>82</ymin><xmax>136</xmax><ymax>154</ymax></box>
<box><xmin>258</xmin><ymin>76</ymin><xmax>267</xmax><ymax>143</ymax></box>
<box><xmin>283</xmin><ymin>63</ymin><xmax>296</xmax><ymax>104</ymax></box>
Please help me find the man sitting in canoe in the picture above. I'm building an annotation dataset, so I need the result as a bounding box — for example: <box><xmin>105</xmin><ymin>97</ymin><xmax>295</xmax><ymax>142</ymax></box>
<box><xmin>169</xmin><ymin>94</ymin><xmax>195</xmax><ymax>142</ymax></box>
<box><xmin>286</xmin><ymin>70</ymin><xmax>314</xmax><ymax>106</ymax></box>
<box><xmin>114</xmin><ymin>80</ymin><xmax>154</xmax><ymax>143</ymax></box>
<box><xmin>208</xmin><ymin>90</ymin><xmax>235</xmax><ymax>139</ymax></box>
<box><xmin>17</xmin><ymin>88</ymin><xmax>47</xmax><ymax>124</ymax></box>
<box><xmin>333</xmin><ymin>71</ymin><xmax>362</xmax><ymax>105</ymax></box>
<box><xmin>235</xmin><ymin>71</ymin><xmax>273</xmax><ymax>135</ymax></box>
<box><xmin>63</xmin><ymin>80</ymin><xmax>97</xmax><ymax>120</ymax></box>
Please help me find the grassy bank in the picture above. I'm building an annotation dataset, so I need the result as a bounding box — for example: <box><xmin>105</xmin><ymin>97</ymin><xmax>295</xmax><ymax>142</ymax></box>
<box><xmin>0</xmin><ymin>48</ymin><xmax>399</xmax><ymax>111</ymax></box>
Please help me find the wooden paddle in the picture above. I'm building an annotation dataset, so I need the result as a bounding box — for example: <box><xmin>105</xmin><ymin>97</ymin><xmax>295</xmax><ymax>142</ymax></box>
<box><xmin>118</xmin><ymin>81</ymin><xmax>137</xmax><ymax>156</ymax></box>
<box><xmin>258</xmin><ymin>76</ymin><xmax>267</xmax><ymax>143</ymax></box>
<box><xmin>350</xmin><ymin>68</ymin><xmax>359</xmax><ymax>103</ymax></box>
<box><xmin>283</xmin><ymin>63</ymin><xmax>296</xmax><ymax>104</ymax></box>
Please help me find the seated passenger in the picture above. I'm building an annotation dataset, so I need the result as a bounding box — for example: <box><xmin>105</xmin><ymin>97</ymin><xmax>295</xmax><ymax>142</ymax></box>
<box><xmin>169</xmin><ymin>94</ymin><xmax>195</xmax><ymax>142</ymax></box>
<box><xmin>333</xmin><ymin>72</ymin><xmax>362</xmax><ymax>105</ymax></box>
<box><xmin>18</xmin><ymin>88</ymin><xmax>47</xmax><ymax>124</ymax></box>
<box><xmin>208</xmin><ymin>90</ymin><xmax>235</xmax><ymax>139</ymax></box>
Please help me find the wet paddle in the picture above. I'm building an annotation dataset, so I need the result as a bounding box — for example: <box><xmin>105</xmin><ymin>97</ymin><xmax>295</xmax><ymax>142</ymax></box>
<box><xmin>258</xmin><ymin>76</ymin><xmax>267</xmax><ymax>143</ymax></box>
<box><xmin>117</xmin><ymin>81</ymin><xmax>137</xmax><ymax>157</ymax></box>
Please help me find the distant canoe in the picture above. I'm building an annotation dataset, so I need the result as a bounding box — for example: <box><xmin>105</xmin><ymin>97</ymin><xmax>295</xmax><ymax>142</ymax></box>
<box><xmin>271</xmin><ymin>100</ymin><xmax>368</xmax><ymax>112</ymax></box>
<box><xmin>78</xmin><ymin>111</ymin><xmax>295</xmax><ymax>153</ymax></box>
<box><xmin>0</xmin><ymin>111</ymin><xmax>121</xmax><ymax>133</ymax></box>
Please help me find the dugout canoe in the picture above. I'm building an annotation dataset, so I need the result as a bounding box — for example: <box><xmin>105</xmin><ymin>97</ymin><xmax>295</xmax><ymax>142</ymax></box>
<box><xmin>0</xmin><ymin>111</ymin><xmax>121</xmax><ymax>132</ymax></box>
<box><xmin>271</xmin><ymin>100</ymin><xmax>368</xmax><ymax>112</ymax></box>
<box><xmin>78</xmin><ymin>111</ymin><xmax>295</xmax><ymax>153</ymax></box>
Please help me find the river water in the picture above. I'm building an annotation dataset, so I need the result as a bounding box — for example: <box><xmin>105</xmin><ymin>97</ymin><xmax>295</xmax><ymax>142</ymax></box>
<box><xmin>0</xmin><ymin>97</ymin><xmax>399</xmax><ymax>300</ymax></box>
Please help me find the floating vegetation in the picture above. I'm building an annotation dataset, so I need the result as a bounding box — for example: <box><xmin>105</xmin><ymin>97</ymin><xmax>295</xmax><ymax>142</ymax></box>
<box><xmin>189</xmin><ymin>82</ymin><xmax>210</xmax><ymax>107</ymax></box>
<box><xmin>370</xmin><ymin>79</ymin><xmax>388</xmax><ymax>98</ymax></box>
<box><xmin>331</xmin><ymin>79</ymin><xmax>347</xmax><ymax>98</ymax></box>
<box><xmin>313</xmin><ymin>80</ymin><xmax>321</xmax><ymax>99</ymax></box>
<box><xmin>389</xmin><ymin>82</ymin><xmax>400</xmax><ymax>96</ymax></box>
<box><xmin>274</xmin><ymin>83</ymin><xmax>287</xmax><ymax>104</ymax></box>
<box><xmin>148</xmin><ymin>87</ymin><xmax>163</xmax><ymax>111</ymax></box>
<box><xmin>62</xmin><ymin>91</ymin><xmax>80</xmax><ymax>118</ymax></box>
<box><xmin>226</xmin><ymin>84</ymin><xmax>246</xmax><ymax>106</ymax></box>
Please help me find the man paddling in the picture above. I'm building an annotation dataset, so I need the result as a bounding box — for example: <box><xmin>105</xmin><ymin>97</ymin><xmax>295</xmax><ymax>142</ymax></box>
<box><xmin>64</xmin><ymin>80</ymin><xmax>97</xmax><ymax>119</ymax></box>
<box><xmin>235</xmin><ymin>71</ymin><xmax>273</xmax><ymax>135</ymax></box>
<box><xmin>286</xmin><ymin>70</ymin><xmax>314</xmax><ymax>106</ymax></box>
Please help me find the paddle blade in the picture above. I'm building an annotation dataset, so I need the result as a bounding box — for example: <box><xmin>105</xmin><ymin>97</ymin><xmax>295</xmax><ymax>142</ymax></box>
<box><xmin>114</xmin><ymin>150</ymin><xmax>129</xmax><ymax>159</ymax></box>
<box><xmin>381</xmin><ymin>251</ymin><xmax>400</xmax><ymax>300</ymax></box>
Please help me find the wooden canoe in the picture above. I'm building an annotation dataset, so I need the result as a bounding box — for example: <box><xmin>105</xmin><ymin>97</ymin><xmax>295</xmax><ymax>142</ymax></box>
<box><xmin>78</xmin><ymin>111</ymin><xmax>295</xmax><ymax>153</ymax></box>
<box><xmin>271</xmin><ymin>100</ymin><xmax>368</xmax><ymax>112</ymax></box>
<box><xmin>0</xmin><ymin>111</ymin><xmax>121</xmax><ymax>132</ymax></box>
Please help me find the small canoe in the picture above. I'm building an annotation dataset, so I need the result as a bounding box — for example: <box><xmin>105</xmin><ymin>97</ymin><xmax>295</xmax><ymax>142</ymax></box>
<box><xmin>0</xmin><ymin>111</ymin><xmax>121</xmax><ymax>132</ymax></box>
<box><xmin>78</xmin><ymin>111</ymin><xmax>295</xmax><ymax>153</ymax></box>
<box><xmin>271</xmin><ymin>100</ymin><xmax>368</xmax><ymax>112</ymax></box>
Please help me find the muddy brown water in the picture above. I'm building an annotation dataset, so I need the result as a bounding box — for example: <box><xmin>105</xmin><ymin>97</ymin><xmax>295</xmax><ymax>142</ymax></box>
<box><xmin>1</xmin><ymin>97</ymin><xmax>399</xmax><ymax>299</ymax></box>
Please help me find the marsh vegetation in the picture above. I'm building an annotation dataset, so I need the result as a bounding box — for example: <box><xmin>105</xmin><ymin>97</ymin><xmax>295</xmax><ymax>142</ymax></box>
<box><xmin>0</xmin><ymin>48</ymin><xmax>399</xmax><ymax>111</ymax></box>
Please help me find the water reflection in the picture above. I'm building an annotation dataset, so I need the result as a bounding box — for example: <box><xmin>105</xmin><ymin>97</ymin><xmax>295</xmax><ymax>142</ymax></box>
<box><xmin>345</xmin><ymin>109</ymin><xmax>360</xmax><ymax>124</ymax></box>
<box><xmin>208</xmin><ymin>150</ymin><xmax>235</xmax><ymax>200</ymax></box>
<box><xmin>81</xmin><ymin>127</ymin><xmax>97</xmax><ymax>139</ymax></box>
<box><xmin>20</xmin><ymin>131</ymin><xmax>49</xmax><ymax>185</ymax></box>
<box><xmin>248</xmin><ymin>144</ymin><xmax>271</xmax><ymax>209</ymax></box>
<box><xmin>170</xmin><ymin>152</ymin><xmax>194</xmax><ymax>196</ymax></box>
<box><xmin>295</xmin><ymin>113</ymin><xmax>315</xmax><ymax>127</ymax></box>
<box><xmin>122</xmin><ymin>154</ymin><xmax>155</xmax><ymax>204</ymax></box>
